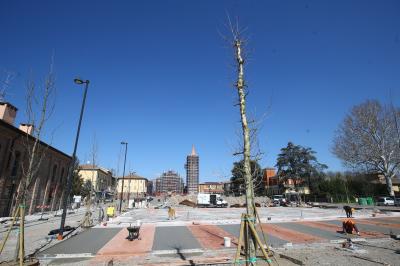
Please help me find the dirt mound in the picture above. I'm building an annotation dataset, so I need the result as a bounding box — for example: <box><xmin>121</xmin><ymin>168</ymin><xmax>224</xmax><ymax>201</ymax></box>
<box><xmin>152</xmin><ymin>194</ymin><xmax>271</xmax><ymax>208</ymax></box>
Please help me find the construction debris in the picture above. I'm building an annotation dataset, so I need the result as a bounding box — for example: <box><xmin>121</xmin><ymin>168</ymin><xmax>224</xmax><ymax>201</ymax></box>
<box><xmin>154</xmin><ymin>195</ymin><xmax>271</xmax><ymax>208</ymax></box>
<box><xmin>179</xmin><ymin>199</ymin><xmax>196</xmax><ymax>207</ymax></box>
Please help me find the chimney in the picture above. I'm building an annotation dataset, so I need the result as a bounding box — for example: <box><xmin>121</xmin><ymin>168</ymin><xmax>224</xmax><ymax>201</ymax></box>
<box><xmin>19</xmin><ymin>123</ymin><xmax>34</xmax><ymax>135</ymax></box>
<box><xmin>0</xmin><ymin>102</ymin><xmax>18</xmax><ymax>125</ymax></box>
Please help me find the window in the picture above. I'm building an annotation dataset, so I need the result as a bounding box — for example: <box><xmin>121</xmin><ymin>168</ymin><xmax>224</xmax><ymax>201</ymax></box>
<box><xmin>11</xmin><ymin>152</ymin><xmax>20</xmax><ymax>177</ymax></box>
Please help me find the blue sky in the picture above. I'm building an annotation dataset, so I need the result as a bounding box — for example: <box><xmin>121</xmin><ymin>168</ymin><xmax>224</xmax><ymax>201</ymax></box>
<box><xmin>1</xmin><ymin>1</ymin><xmax>399</xmax><ymax>182</ymax></box>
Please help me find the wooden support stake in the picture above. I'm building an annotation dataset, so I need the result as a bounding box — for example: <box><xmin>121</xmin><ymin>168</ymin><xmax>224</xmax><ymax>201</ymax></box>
<box><xmin>234</xmin><ymin>214</ymin><xmax>272</xmax><ymax>265</ymax></box>
<box><xmin>0</xmin><ymin>206</ymin><xmax>20</xmax><ymax>255</ymax></box>
<box><xmin>19</xmin><ymin>204</ymin><xmax>25</xmax><ymax>266</ymax></box>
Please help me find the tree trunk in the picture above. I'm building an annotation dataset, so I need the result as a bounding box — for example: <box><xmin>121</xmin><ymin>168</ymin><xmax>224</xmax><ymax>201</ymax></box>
<box><xmin>384</xmin><ymin>174</ymin><xmax>395</xmax><ymax>196</ymax></box>
<box><xmin>28</xmin><ymin>177</ymin><xmax>39</xmax><ymax>214</ymax></box>
<box><xmin>234</xmin><ymin>39</ymin><xmax>256</xmax><ymax>263</ymax></box>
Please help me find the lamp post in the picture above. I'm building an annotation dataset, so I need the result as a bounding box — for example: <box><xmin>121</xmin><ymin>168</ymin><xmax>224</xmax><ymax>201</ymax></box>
<box><xmin>119</xmin><ymin>142</ymin><xmax>128</xmax><ymax>213</ymax></box>
<box><xmin>58</xmin><ymin>78</ymin><xmax>89</xmax><ymax>240</ymax></box>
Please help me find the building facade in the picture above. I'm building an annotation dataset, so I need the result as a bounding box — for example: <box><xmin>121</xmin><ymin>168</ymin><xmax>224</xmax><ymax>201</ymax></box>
<box><xmin>155</xmin><ymin>170</ymin><xmax>184</xmax><ymax>195</ymax></box>
<box><xmin>264</xmin><ymin>168</ymin><xmax>310</xmax><ymax>195</ymax></box>
<box><xmin>78</xmin><ymin>164</ymin><xmax>113</xmax><ymax>193</ymax></box>
<box><xmin>116</xmin><ymin>173</ymin><xmax>148</xmax><ymax>200</ymax></box>
<box><xmin>0</xmin><ymin>102</ymin><xmax>72</xmax><ymax>217</ymax></box>
<box><xmin>185</xmin><ymin>145</ymin><xmax>199</xmax><ymax>194</ymax></box>
<box><xmin>198</xmin><ymin>182</ymin><xmax>224</xmax><ymax>194</ymax></box>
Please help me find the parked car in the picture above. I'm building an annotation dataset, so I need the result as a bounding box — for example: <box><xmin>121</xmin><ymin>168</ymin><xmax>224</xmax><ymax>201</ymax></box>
<box><xmin>376</xmin><ymin>196</ymin><xmax>395</xmax><ymax>206</ymax></box>
<box><xmin>272</xmin><ymin>195</ymin><xmax>286</xmax><ymax>206</ymax></box>
<box><xmin>395</xmin><ymin>198</ymin><xmax>400</xmax><ymax>206</ymax></box>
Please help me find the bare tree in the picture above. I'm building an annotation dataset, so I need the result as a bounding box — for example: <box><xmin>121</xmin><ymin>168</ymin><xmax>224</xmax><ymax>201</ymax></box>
<box><xmin>89</xmin><ymin>134</ymin><xmax>98</xmax><ymax>197</ymax></box>
<box><xmin>333</xmin><ymin>100</ymin><xmax>400</xmax><ymax>196</ymax></box>
<box><xmin>5</xmin><ymin>62</ymin><xmax>56</xmax><ymax>264</ymax></box>
<box><xmin>221</xmin><ymin>16</ymin><xmax>261</xmax><ymax>263</ymax></box>
<box><xmin>0</xmin><ymin>70</ymin><xmax>16</xmax><ymax>101</ymax></box>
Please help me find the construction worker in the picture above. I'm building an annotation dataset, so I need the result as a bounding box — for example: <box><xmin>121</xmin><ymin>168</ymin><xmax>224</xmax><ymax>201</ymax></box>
<box><xmin>342</xmin><ymin>219</ymin><xmax>360</xmax><ymax>235</ymax></box>
<box><xmin>168</xmin><ymin>207</ymin><xmax>176</xmax><ymax>220</ymax></box>
<box><xmin>343</xmin><ymin>205</ymin><xmax>353</xmax><ymax>218</ymax></box>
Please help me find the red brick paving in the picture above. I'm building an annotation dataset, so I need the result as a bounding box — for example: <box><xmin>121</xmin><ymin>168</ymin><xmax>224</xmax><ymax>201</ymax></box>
<box><xmin>187</xmin><ymin>224</ymin><xmax>238</xmax><ymax>249</ymax></box>
<box><xmin>96</xmin><ymin>224</ymin><xmax>156</xmax><ymax>256</ymax></box>
<box><xmin>260</xmin><ymin>223</ymin><xmax>325</xmax><ymax>243</ymax></box>
<box><xmin>357</xmin><ymin>219</ymin><xmax>400</xmax><ymax>229</ymax></box>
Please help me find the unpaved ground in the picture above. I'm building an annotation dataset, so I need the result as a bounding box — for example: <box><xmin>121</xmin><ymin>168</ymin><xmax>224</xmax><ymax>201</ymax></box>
<box><xmin>152</xmin><ymin>195</ymin><xmax>272</xmax><ymax>208</ymax></box>
<box><xmin>277</xmin><ymin>238</ymin><xmax>400</xmax><ymax>265</ymax></box>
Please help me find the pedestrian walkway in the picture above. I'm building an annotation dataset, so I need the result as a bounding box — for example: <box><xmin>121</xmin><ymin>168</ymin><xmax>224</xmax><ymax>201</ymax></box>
<box><xmin>36</xmin><ymin>217</ymin><xmax>400</xmax><ymax>263</ymax></box>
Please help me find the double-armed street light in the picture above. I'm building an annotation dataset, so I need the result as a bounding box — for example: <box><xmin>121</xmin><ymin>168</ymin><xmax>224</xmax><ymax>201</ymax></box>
<box><xmin>58</xmin><ymin>78</ymin><xmax>89</xmax><ymax>240</ymax></box>
<box><xmin>119</xmin><ymin>141</ymin><xmax>128</xmax><ymax>212</ymax></box>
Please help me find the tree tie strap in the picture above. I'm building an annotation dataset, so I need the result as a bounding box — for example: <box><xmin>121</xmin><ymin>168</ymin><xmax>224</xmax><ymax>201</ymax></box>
<box><xmin>234</xmin><ymin>257</ymin><xmax>272</xmax><ymax>264</ymax></box>
<box><xmin>241</xmin><ymin>217</ymin><xmax>256</xmax><ymax>221</ymax></box>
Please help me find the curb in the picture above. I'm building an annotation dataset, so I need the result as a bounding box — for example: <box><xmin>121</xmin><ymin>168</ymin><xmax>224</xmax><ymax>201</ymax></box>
<box><xmin>151</xmin><ymin>248</ymin><xmax>204</xmax><ymax>255</ymax></box>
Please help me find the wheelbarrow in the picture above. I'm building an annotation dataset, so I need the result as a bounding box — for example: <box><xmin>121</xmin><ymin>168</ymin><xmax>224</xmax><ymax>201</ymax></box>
<box><xmin>126</xmin><ymin>224</ymin><xmax>140</xmax><ymax>241</ymax></box>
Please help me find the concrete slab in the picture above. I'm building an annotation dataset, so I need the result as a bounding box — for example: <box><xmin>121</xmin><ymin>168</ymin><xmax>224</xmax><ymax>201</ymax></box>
<box><xmin>37</xmin><ymin>228</ymin><xmax>121</xmax><ymax>257</ymax></box>
<box><xmin>298</xmin><ymin>220</ymin><xmax>385</xmax><ymax>239</ymax></box>
<box><xmin>374</xmin><ymin>217</ymin><xmax>400</xmax><ymax>224</ymax></box>
<box><xmin>278</xmin><ymin>221</ymin><xmax>346</xmax><ymax>240</ymax></box>
<box><xmin>187</xmin><ymin>224</ymin><xmax>237</xmax><ymax>249</ymax></box>
<box><xmin>151</xmin><ymin>226</ymin><xmax>202</xmax><ymax>251</ymax></box>
<box><xmin>218</xmin><ymin>224</ymin><xmax>289</xmax><ymax>247</ymax></box>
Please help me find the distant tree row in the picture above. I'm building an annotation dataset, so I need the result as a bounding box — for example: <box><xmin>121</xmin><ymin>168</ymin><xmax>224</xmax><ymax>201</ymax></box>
<box><xmin>229</xmin><ymin>99</ymin><xmax>400</xmax><ymax>198</ymax></box>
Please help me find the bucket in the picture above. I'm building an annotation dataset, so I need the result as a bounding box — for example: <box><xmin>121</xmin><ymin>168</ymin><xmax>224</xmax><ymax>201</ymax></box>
<box><xmin>224</xmin><ymin>237</ymin><xmax>231</xmax><ymax>248</ymax></box>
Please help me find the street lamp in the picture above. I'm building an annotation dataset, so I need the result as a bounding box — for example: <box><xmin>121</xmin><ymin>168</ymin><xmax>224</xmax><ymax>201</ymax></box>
<box><xmin>58</xmin><ymin>78</ymin><xmax>89</xmax><ymax>240</ymax></box>
<box><xmin>119</xmin><ymin>141</ymin><xmax>128</xmax><ymax>213</ymax></box>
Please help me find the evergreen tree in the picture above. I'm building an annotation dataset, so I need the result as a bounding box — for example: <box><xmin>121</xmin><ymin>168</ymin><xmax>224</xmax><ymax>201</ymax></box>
<box><xmin>276</xmin><ymin>142</ymin><xmax>327</xmax><ymax>188</ymax></box>
<box><xmin>230</xmin><ymin>160</ymin><xmax>265</xmax><ymax>196</ymax></box>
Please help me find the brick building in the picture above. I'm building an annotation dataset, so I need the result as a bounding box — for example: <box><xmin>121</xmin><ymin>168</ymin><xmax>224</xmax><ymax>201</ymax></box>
<box><xmin>0</xmin><ymin>102</ymin><xmax>72</xmax><ymax>217</ymax></box>
<box><xmin>264</xmin><ymin>168</ymin><xmax>310</xmax><ymax>195</ymax></box>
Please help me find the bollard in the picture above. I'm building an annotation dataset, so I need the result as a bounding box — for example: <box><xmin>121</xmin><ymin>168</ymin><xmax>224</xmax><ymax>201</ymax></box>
<box><xmin>224</xmin><ymin>237</ymin><xmax>231</xmax><ymax>248</ymax></box>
